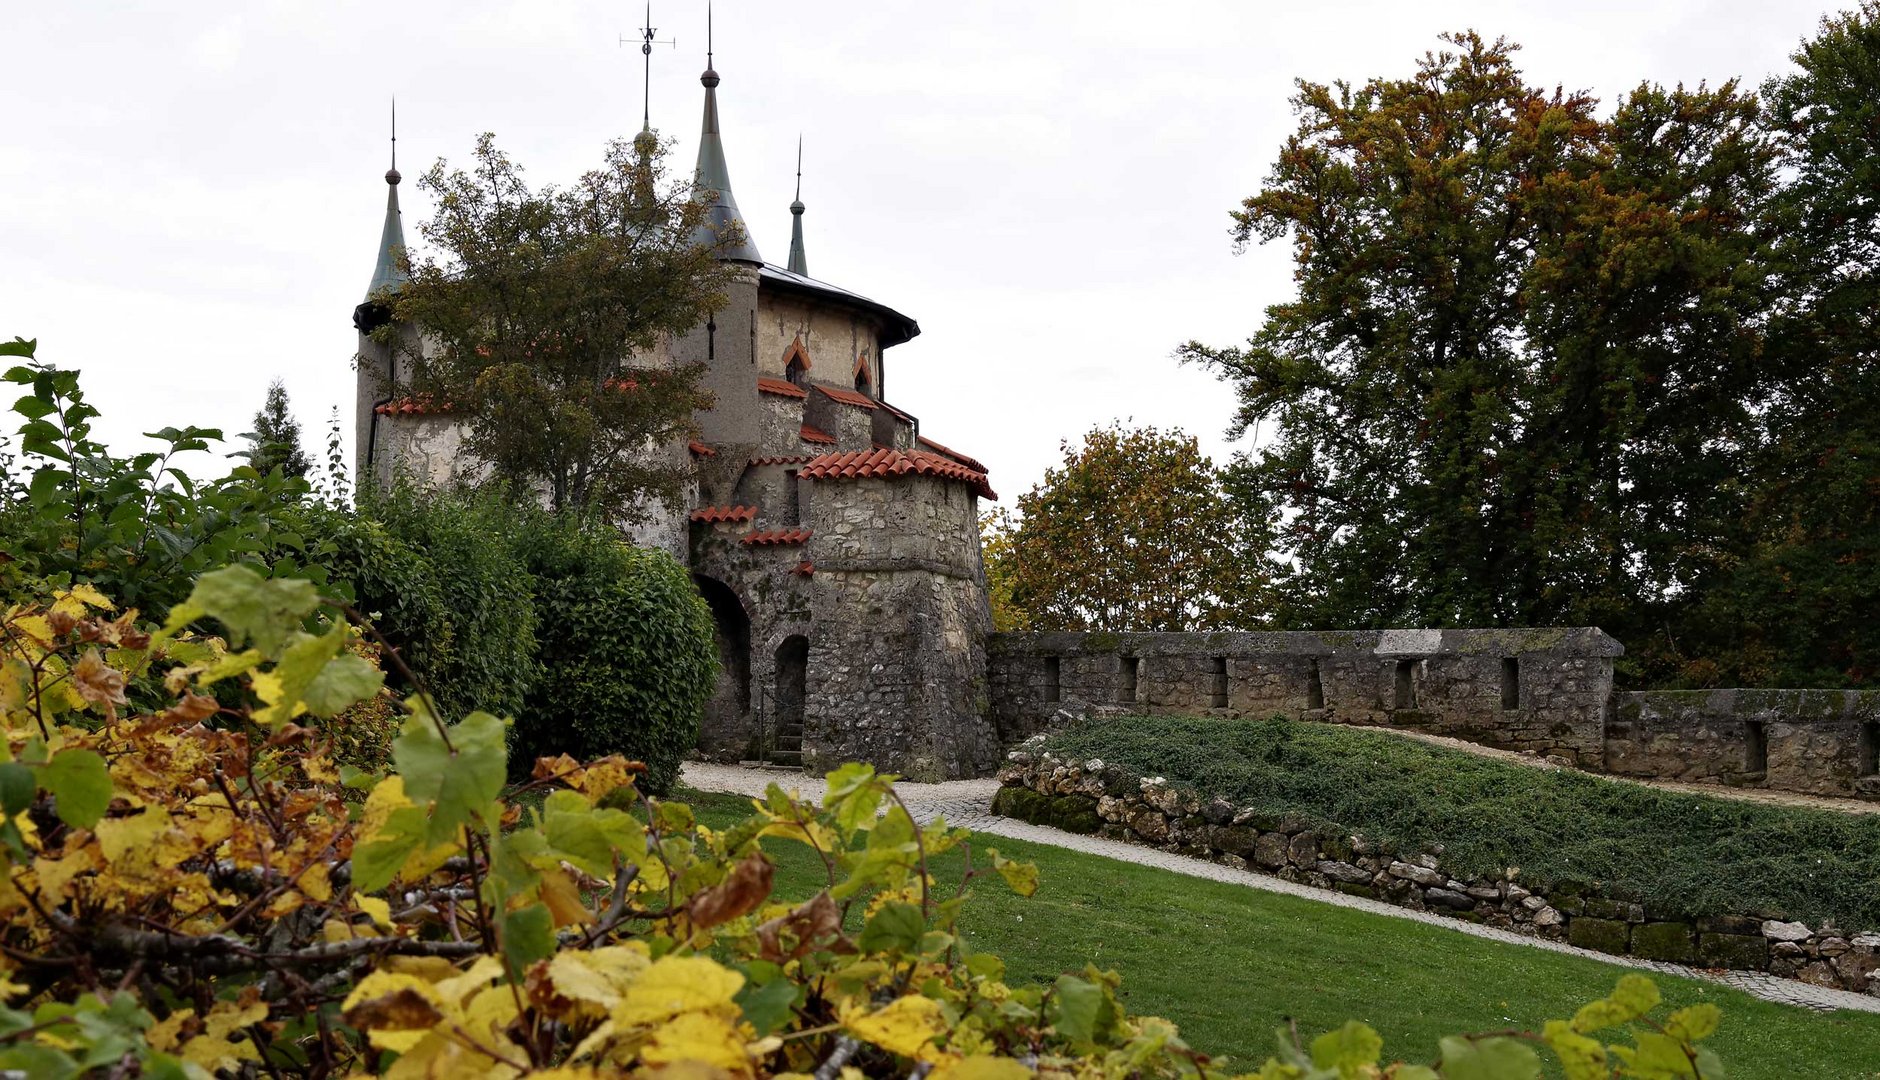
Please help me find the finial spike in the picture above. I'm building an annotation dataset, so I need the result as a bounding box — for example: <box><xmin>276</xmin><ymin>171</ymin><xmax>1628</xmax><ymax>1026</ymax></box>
<box><xmin>390</xmin><ymin>97</ymin><xmax>397</xmax><ymax>173</ymax></box>
<box><xmin>706</xmin><ymin>1</ymin><xmax>713</xmax><ymax>69</ymax></box>
<box><xmin>795</xmin><ymin>134</ymin><xmax>802</xmax><ymax>202</ymax></box>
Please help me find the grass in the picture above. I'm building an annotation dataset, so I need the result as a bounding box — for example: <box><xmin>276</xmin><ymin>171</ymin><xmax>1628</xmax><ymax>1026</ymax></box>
<box><xmin>1033</xmin><ymin>715</ymin><xmax>1880</xmax><ymax>928</ymax></box>
<box><xmin>680</xmin><ymin>786</ymin><xmax>1880</xmax><ymax>1080</ymax></box>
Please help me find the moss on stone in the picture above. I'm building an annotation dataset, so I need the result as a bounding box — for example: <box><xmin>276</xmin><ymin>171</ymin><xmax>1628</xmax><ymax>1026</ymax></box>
<box><xmin>1566</xmin><ymin>917</ymin><xmax>1630</xmax><ymax>955</ymax></box>
<box><xmin>1629</xmin><ymin>922</ymin><xmax>1696</xmax><ymax>963</ymax></box>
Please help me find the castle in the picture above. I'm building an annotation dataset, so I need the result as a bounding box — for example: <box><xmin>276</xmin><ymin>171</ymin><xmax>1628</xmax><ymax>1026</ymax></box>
<box><xmin>349</xmin><ymin>40</ymin><xmax>1004</xmax><ymax>781</ymax></box>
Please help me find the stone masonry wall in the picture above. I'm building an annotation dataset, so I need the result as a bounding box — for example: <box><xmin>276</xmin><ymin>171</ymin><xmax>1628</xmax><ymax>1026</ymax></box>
<box><xmin>987</xmin><ymin>629</ymin><xmax>1621</xmax><ymax>768</ymax></box>
<box><xmin>996</xmin><ymin>748</ymin><xmax>1880</xmax><ymax>996</ymax></box>
<box><xmin>799</xmin><ymin>474</ymin><xmax>997</xmax><ymax>781</ymax></box>
<box><xmin>1608</xmin><ymin>689</ymin><xmax>1880</xmax><ymax>798</ymax></box>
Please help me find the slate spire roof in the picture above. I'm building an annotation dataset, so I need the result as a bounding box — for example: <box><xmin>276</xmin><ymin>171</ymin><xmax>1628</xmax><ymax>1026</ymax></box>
<box><xmin>365</xmin><ymin>99</ymin><xmax>409</xmax><ymax>301</ymax></box>
<box><xmin>690</xmin><ymin>6</ymin><xmax>763</xmax><ymax>265</ymax></box>
<box><xmin>787</xmin><ymin>135</ymin><xmax>807</xmax><ymax>276</ymax></box>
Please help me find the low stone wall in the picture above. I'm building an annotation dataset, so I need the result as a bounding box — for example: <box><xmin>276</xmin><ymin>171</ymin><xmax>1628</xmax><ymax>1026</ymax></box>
<box><xmin>987</xmin><ymin>629</ymin><xmax>1621</xmax><ymax>768</ymax></box>
<box><xmin>995</xmin><ymin>749</ymin><xmax>1880</xmax><ymax>996</ymax></box>
<box><xmin>1608</xmin><ymin>690</ymin><xmax>1880</xmax><ymax>799</ymax></box>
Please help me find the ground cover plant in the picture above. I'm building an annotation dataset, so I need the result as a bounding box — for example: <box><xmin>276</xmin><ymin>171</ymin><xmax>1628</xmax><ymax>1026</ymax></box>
<box><xmin>0</xmin><ymin>570</ymin><xmax>1737</xmax><ymax>1078</ymax></box>
<box><xmin>682</xmin><ymin>789</ymin><xmax>1880</xmax><ymax>1079</ymax></box>
<box><xmin>1035</xmin><ymin>715</ymin><xmax>1880</xmax><ymax>929</ymax></box>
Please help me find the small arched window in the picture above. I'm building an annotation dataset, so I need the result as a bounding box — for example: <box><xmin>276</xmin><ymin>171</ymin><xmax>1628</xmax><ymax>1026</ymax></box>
<box><xmin>853</xmin><ymin>352</ymin><xmax>873</xmax><ymax>396</ymax></box>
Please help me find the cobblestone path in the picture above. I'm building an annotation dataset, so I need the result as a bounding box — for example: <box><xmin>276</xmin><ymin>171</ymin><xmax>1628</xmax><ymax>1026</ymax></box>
<box><xmin>680</xmin><ymin>761</ymin><xmax>1880</xmax><ymax>1016</ymax></box>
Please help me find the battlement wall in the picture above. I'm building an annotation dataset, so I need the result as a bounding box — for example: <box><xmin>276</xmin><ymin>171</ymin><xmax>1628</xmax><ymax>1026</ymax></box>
<box><xmin>986</xmin><ymin>630</ymin><xmax>1880</xmax><ymax>799</ymax></box>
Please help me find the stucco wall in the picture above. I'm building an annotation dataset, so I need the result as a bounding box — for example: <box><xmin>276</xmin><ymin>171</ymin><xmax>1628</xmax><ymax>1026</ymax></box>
<box><xmin>757</xmin><ymin>292</ymin><xmax>881</xmax><ymax>388</ymax></box>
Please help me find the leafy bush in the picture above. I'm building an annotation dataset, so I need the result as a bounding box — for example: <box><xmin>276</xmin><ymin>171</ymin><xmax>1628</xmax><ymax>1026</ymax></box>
<box><xmin>513</xmin><ymin>514</ymin><xmax>715</xmax><ymax>794</ymax></box>
<box><xmin>0</xmin><ymin>571</ymin><xmax>1728</xmax><ymax>1079</ymax></box>
<box><xmin>331</xmin><ymin>485</ymin><xmax>540</xmax><ymax>723</ymax></box>
<box><xmin>1037</xmin><ymin>715</ymin><xmax>1880</xmax><ymax>928</ymax></box>
<box><xmin>0</xmin><ymin>341</ymin><xmax>332</xmax><ymax>614</ymax></box>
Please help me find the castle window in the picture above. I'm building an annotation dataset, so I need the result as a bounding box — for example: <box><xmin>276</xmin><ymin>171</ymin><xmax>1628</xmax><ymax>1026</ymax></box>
<box><xmin>1209</xmin><ymin>657</ymin><xmax>1228</xmax><ymax>709</ymax></box>
<box><xmin>782</xmin><ymin>470</ymin><xmax>800</xmax><ymax>526</ymax></box>
<box><xmin>1861</xmin><ymin>721</ymin><xmax>1879</xmax><ymax>778</ymax></box>
<box><xmin>1745</xmin><ymin>720</ymin><xmax>1768</xmax><ymax>776</ymax></box>
<box><xmin>1501</xmin><ymin>657</ymin><xmax>1520</xmax><ymax>709</ymax></box>
<box><xmin>1394</xmin><ymin>659</ymin><xmax>1417</xmax><ymax>710</ymax></box>
<box><xmin>1044</xmin><ymin>657</ymin><xmax>1061</xmax><ymax>703</ymax></box>
<box><xmin>1120</xmin><ymin>656</ymin><xmax>1139</xmax><ymax>704</ymax></box>
<box><xmin>783</xmin><ymin>338</ymin><xmax>811</xmax><ymax>386</ymax></box>
<box><xmin>853</xmin><ymin>351</ymin><xmax>874</xmax><ymax>397</ymax></box>
<box><xmin>1306</xmin><ymin>659</ymin><xmax>1324</xmax><ymax>711</ymax></box>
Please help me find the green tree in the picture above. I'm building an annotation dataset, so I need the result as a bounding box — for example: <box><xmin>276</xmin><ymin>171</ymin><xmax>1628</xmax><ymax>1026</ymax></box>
<box><xmin>1687</xmin><ymin>3</ymin><xmax>1880</xmax><ymax>687</ymax></box>
<box><xmin>239</xmin><ymin>378</ymin><xmax>311</xmax><ymax>478</ymax></box>
<box><xmin>989</xmin><ymin>424</ymin><xmax>1266</xmax><ymax>632</ymax></box>
<box><xmin>384</xmin><ymin>132</ymin><xmax>737</xmax><ymax>521</ymax></box>
<box><xmin>1181</xmin><ymin>33</ymin><xmax>1779</xmax><ymax>666</ymax></box>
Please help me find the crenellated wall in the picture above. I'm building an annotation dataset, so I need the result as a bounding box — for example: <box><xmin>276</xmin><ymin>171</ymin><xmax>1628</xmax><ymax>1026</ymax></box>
<box><xmin>986</xmin><ymin>630</ymin><xmax>1880</xmax><ymax>799</ymax></box>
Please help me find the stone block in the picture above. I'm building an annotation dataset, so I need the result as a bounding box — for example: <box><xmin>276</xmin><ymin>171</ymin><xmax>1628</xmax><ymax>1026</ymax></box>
<box><xmin>1568</xmin><ymin>917</ymin><xmax>1631</xmax><ymax>955</ymax></box>
<box><xmin>1388</xmin><ymin>861</ymin><xmax>1443</xmax><ymax>887</ymax></box>
<box><xmin>1762</xmin><ymin>919</ymin><xmax>1813</xmax><ymax>943</ymax></box>
<box><xmin>1316</xmin><ymin>860</ymin><xmax>1373</xmax><ymax>885</ymax></box>
<box><xmin>1333</xmin><ymin>882</ymin><xmax>1378</xmax><ymax>900</ymax></box>
<box><xmin>1629</xmin><ymin>922</ymin><xmax>1695</xmax><ymax>963</ymax></box>
<box><xmin>1696</xmin><ymin>915</ymin><xmax>1762</xmax><ymax>937</ymax></box>
<box><xmin>1698</xmin><ymin>933</ymin><xmax>1770</xmax><ymax>970</ymax></box>
<box><xmin>1426</xmin><ymin>888</ymin><xmax>1476</xmax><ymax>912</ymax></box>
<box><xmin>1048</xmin><ymin>795</ymin><xmax>1100</xmax><ymax>834</ymax></box>
<box><xmin>1206</xmin><ymin>825</ymin><xmax>1260</xmax><ymax>857</ymax></box>
<box><xmin>1288</xmin><ymin>832</ymin><xmax>1320</xmax><ymax>867</ymax></box>
<box><xmin>1253</xmin><ymin>833</ymin><xmax>1290</xmax><ymax>869</ymax></box>
<box><xmin>1127</xmin><ymin>807</ymin><xmax>1170</xmax><ymax>844</ymax></box>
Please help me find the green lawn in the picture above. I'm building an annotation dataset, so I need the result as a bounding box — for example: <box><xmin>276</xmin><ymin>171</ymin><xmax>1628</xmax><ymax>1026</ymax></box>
<box><xmin>679</xmin><ymin>787</ymin><xmax>1880</xmax><ymax>1080</ymax></box>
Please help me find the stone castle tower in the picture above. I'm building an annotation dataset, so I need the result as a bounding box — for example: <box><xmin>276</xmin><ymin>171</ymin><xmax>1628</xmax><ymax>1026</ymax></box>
<box><xmin>349</xmin><ymin>46</ymin><xmax>1002</xmax><ymax>781</ymax></box>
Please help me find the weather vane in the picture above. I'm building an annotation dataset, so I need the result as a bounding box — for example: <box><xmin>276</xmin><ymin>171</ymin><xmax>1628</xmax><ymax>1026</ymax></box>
<box><xmin>621</xmin><ymin>3</ymin><xmax>675</xmax><ymax>131</ymax></box>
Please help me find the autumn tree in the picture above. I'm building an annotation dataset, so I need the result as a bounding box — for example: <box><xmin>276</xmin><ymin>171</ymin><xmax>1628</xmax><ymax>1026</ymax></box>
<box><xmin>1686</xmin><ymin>3</ymin><xmax>1880</xmax><ymax>686</ymax></box>
<box><xmin>985</xmin><ymin>424</ymin><xmax>1267</xmax><ymax>632</ymax></box>
<box><xmin>1181</xmin><ymin>33</ymin><xmax>1779</xmax><ymax>669</ymax></box>
<box><xmin>383</xmin><ymin>132</ymin><xmax>737</xmax><ymax>521</ymax></box>
<box><xmin>239</xmin><ymin>378</ymin><xmax>311</xmax><ymax>478</ymax></box>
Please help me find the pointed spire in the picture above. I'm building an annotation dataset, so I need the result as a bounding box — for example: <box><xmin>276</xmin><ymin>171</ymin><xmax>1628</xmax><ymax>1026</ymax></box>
<box><xmin>365</xmin><ymin>98</ymin><xmax>409</xmax><ymax>300</ymax></box>
<box><xmin>786</xmin><ymin>136</ymin><xmax>808</xmax><ymax>276</ymax></box>
<box><xmin>690</xmin><ymin>3</ymin><xmax>762</xmax><ymax>264</ymax></box>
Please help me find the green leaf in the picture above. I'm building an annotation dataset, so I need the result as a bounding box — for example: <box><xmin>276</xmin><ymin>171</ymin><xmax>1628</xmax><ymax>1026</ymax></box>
<box><xmin>1048</xmin><ymin>974</ymin><xmax>1104</xmax><ymax>1045</ymax></box>
<box><xmin>392</xmin><ymin>709</ymin><xmax>508</xmax><ymax>844</ymax></box>
<box><xmin>1663</xmin><ymin>1003</ymin><xmax>1720</xmax><ymax>1043</ymax></box>
<box><xmin>349</xmin><ymin>805</ymin><xmax>427</xmax><ymax>893</ymax></box>
<box><xmin>301</xmin><ymin>652</ymin><xmax>383</xmax><ymax>717</ymax></box>
<box><xmin>1437</xmin><ymin>1035</ymin><xmax>1541</xmax><ymax>1080</ymax></box>
<box><xmin>0</xmin><ymin>339</ymin><xmax>36</xmax><ymax>359</ymax></box>
<box><xmin>176</xmin><ymin>565</ymin><xmax>321</xmax><ymax>655</ymax></box>
<box><xmin>1572</xmin><ymin>974</ymin><xmax>1662</xmax><ymax>1034</ymax></box>
<box><xmin>500</xmin><ymin>903</ymin><xmax>555</xmax><ymax>978</ymax></box>
<box><xmin>735</xmin><ymin>976</ymin><xmax>799</xmax><ymax>1036</ymax></box>
<box><xmin>1542</xmin><ymin>1019</ymin><xmax>1608</xmax><ymax>1080</ymax></box>
<box><xmin>40</xmin><ymin>750</ymin><xmax>111</xmax><ymax>828</ymax></box>
<box><xmin>986</xmin><ymin>848</ymin><xmax>1039</xmax><ymax>898</ymax></box>
<box><xmin>1310</xmin><ymin>1020</ymin><xmax>1383</xmax><ymax>1077</ymax></box>
<box><xmin>0</xmin><ymin>763</ymin><xmax>35</xmax><ymax>818</ymax></box>
<box><xmin>856</xmin><ymin>901</ymin><xmax>925</xmax><ymax>955</ymax></box>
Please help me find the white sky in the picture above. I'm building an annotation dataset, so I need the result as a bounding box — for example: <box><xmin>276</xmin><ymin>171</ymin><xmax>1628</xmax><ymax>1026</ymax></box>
<box><xmin>1</xmin><ymin>0</ymin><xmax>1833</xmax><ymax>502</ymax></box>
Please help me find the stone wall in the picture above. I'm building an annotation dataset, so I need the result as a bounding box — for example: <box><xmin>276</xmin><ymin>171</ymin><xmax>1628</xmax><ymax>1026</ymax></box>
<box><xmin>1608</xmin><ymin>689</ymin><xmax>1880</xmax><ymax>798</ymax></box>
<box><xmin>987</xmin><ymin>629</ymin><xmax>1621</xmax><ymax>767</ymax></box>
<box><xmin>996</xmin><ymin>749</ymin><xmax>1880</xmax><ymax>996</ymax></box>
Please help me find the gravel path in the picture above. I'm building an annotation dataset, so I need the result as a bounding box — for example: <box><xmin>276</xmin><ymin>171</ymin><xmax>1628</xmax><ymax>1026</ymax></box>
<box><xmin>681</xmin><ymin>761</ymin><xmax>1880</xmax><ymax>1016</ymax></box>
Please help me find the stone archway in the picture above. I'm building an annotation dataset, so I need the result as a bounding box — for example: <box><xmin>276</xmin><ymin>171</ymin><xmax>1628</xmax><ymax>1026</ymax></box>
<box><xmin>692</xmin><ymin>574</ymin><xmax>751</xmax><ymax>759</ymax></box>
<box><xmin>771</xmin><ymin>635</ymin><xmax>809</xmax><ymax>766</ymax></box>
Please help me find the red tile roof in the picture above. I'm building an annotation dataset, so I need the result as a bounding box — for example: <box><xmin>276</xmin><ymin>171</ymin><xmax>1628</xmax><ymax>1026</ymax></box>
<box><xmin>689</xmin><ymin>505</ymin><xmax>758</xmax><ymax>524</ymax></box>
<box><xmin>750</xmin><ymin>454</ymin><xmax>817</xmax><ymax>466</ymax></box>
<box><xmin>689</xmin><ymin>440</ymin><xmax>717</xmax><ymax>458</ymax></box>
<box><xmin>916</xmin><ymin>436</ymin><xmax>988</xmax><ymax>474</ymax></box>
<box><xmin>877</xmin><ymin>400</ymin><xmax>918</xmax><ymax>424</ymax></box>
<box><xmin>790</xmin><ymin>561</ymin><xmax>815</xmax><ymax>577</ymax></box>
<box><xmin>742</xmin><ymin>528</ymin><xmax>813</xmax><ymax>546</ymax></box>
<box><xmin>799</xmin><ymin>448</ymin><xmax>997</xmax><ymax>501</ymax></box>
<box><xmin>374</xmin><ymin>397</ymin><xmax>457</xmax><ymax>416</ymax></box>
<box><xmin>757</xmin><ymin>377</ymin><xmax>807</xmax><ymax>399</ymax></box>
<box><xmin>799</xmin><ymin>424</ymin><xmax>837</xmax><ymax>445</ymax></box>
<box><xmin>814</xmin><ymin>385</ymin><xmax>878</xmax><ymax>410</ymax></box>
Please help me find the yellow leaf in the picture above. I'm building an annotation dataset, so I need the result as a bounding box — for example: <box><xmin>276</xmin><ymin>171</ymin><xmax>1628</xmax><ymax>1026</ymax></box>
<box><xmin>847</xmin><ymin>995</ymin><xmax>947</xmax><ymax>1059</ymax></box>
<box><xmin>541</xmin><ymin>867</ymin><xmax>595</xmax><ymax>927</ymax></box>
<box><xmin>435</xmin><ymin>955</ymin><xmax>507</xmax><ymax>1005</ymax></box>
<box><xmin>147</xmin><ymin>1008</ymin><xmax>194</xmax><ymax>1052</ymax></box>
<box><xmin>56</xmin><ymin>584</ymin><xmax>113</xmax><ymax>613</ymax></box>
<box><xmin>615</xmin><ymin>956</ymin><xmax>744</xmax><ymax>1027</ymax></box>
<box><xmin>296</xmin><ymin>862</ymin><xmax>333</xmax><ymax>902</ymax></box>
<box><xmin>341</xmin><ymin>971</ymin><xmax>446</xmax><ymax>1053</ymax></box>
<box><xmin>29</xmin><ymin>848</ymin><xmax>92</xmax><ymax>901</ymax></box>
<box><xmin>177</xmin><ymin>999</ymin><xmax>267</xmax><ymax>1072</ymax></box>
<box><xmin>547</xmin><ymin>945</ymin><xmax>651</xmax><ymax>1012</ymax></box>
<box><xmin>357</xmin><ymin>895</ymin><xmax>393</xmax><ymax>930</ymax></box>
<box><xmin>640</xmin><ymin>1010</ymin><xmax>751</xmax><ymax>1071</ymax></box>
<box><xmin>931</xmin><ymin>1056</ymin><xmax>1034</xmax><ymax>1080</ymax></box>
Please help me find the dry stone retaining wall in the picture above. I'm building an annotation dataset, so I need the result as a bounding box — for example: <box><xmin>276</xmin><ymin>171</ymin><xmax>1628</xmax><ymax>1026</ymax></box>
<box><xmin>995</xmin><ymin>748</ymin><xmax>1880</xmax><ymax>995</ymax></box>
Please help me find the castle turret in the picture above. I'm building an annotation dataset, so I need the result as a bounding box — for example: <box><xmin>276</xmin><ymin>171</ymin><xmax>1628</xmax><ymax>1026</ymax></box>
<box><xmin>353</xmin><ymin>102</ymin><xmax>410</xmax><ymax>484</ymax></box>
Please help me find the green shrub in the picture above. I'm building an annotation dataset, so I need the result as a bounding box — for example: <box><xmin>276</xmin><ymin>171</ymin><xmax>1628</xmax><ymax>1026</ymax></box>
<box><xmin>334</xmin><ymin>486</ymin><xmax>540</xmax><ymax>723</ymax></box>
<box><xmin>1037</xmin><ymin>714</ymin><xmax>1880</xmax><ymax>928</ymax></box>
<box><xmin>512</xmin><ymin>515</ymin><xmax>716</xmax><ymax>794</ymax></box>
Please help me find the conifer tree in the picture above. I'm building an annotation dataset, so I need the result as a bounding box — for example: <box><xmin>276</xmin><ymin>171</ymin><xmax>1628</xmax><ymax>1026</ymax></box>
<box><xmin>242</xmin><ymin>378</ymin><xmax>311</xmax><ymax>479</ymax></box>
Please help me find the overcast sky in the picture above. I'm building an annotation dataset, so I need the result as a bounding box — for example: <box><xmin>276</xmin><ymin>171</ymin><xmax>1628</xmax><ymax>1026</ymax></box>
<box><xmin>1</xmin><ymin>0</ymin><xmax>1836</xmax><ymax>502</ymax></box>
